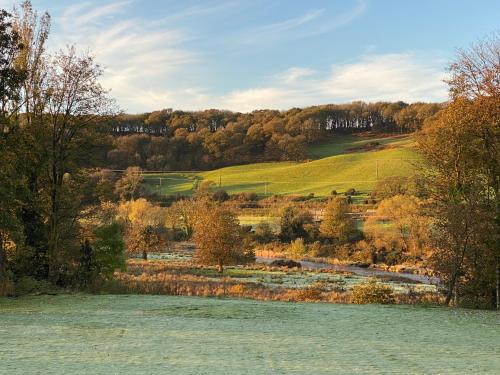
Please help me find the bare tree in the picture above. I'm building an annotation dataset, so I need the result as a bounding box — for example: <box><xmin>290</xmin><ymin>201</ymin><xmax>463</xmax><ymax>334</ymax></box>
<box><xmin>447</xmin><ymin>32</ymin><xmax>499</xmax><ymax>100</ymax></box>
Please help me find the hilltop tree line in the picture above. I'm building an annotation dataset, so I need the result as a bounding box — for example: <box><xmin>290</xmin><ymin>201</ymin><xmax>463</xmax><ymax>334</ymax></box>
<box><xmin>104</xmin><ymin>101</ymin><xmax>441</xmax><ymax>170</ymax></box>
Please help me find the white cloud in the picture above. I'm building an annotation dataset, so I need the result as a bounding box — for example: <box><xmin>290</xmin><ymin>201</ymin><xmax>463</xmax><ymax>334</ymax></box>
<box><xmin>279</xmin><ymin>67</ymin><xmax>316</xmax><ymax>84</ymax></box>
<box><xmin>322</xmin><ymin>53</ymin><xmax>447</xmax><ymax>102</ymax></box>
<box><xmin>52</xmin><ymin>1</ymin><xmax>196</xmax><ymax>112</ymax></box>
<box><xmin>218</xmin><ymin>52</ymin><xmax>448</xmax><ymax>112</ymax></box>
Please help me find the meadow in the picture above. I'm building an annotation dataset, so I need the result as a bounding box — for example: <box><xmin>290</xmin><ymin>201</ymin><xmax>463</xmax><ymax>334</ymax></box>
<box><xmin>1</xmin><ymin>295</ymin><xmax>499</xmax><ymax>375</ymax></box>
<box><xmin>142</xmin><ymin>134</ymin><xmax>421</xmax><ymax>197</ymax></box>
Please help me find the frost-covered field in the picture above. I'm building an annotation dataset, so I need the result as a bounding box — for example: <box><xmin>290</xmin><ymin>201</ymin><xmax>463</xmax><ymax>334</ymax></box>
<box><xmin>0</xmin><ymin>295</ymin><xmax>499</xmax><ymax>374</ymax></box>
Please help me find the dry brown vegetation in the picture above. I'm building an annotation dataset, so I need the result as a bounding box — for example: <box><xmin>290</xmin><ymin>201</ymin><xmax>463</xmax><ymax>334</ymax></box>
<box><xmin>108</xmin><ymin>260</ymin><xmax>442</xmax><ymax>305</ymax></box>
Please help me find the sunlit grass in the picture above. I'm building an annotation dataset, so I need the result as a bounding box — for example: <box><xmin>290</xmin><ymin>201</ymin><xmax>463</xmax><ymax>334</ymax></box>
<box><xmin>143</xmin><ymin>134</ymin><xmax>421</xmax><ymax>197</ymax></box>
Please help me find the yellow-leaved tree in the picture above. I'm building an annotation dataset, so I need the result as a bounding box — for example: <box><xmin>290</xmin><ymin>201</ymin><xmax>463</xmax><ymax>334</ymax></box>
<box><xmin>117</xmin><ymin>199</ymin><xmax>167</xmax><ymax>260</ymax></box>
<box><xmin>320</xmin><ymin>197</ymin><xmax>355</xmax><ymax>243</ymax></box>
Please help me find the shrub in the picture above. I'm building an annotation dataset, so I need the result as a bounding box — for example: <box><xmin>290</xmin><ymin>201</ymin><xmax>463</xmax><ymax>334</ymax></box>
<box><xmin>373</xmin><ymin>176</ymin><xmax>408</xmax><ymax>199</ymax></box>
<box><xmin>93</xmin><ymin>222</ymin><xmax>126</xmax><ymax>278</ymax></box>
<box><xmin>345</xmin><ymin>188</ymin><xmax>357</xmax><ymax>196</ymax></box>
<box><xmin>307</xmin><ymin>241</ymin><xmax>322</xmax><ymax>257</ymax></box>
<box><xmin>255</xmin><ymin>222</ymin><xmax>274</xmax><ymax>243</ymax></box>
<box><xmin>280</xmin><ymin>206</ymin><xmax>313</xmax><ymax>242</ymax></box>
<box><xmin>320</xmin><ymin>197</ymin><xmax>355</xmax><ymax>243</ymax></box>
<box><xmin>0</xmin><ymin>276</ymin><xmax>14</xmax><ymax>296</ymax></box>
<box><xmin>213</xmin><ymin>189</ymin><xmax>229</xmax><ymax>202</ymax></box>
<box><xmin>288</xmin><ymin>238</ymin><xmax>307</xmax><ymax>260</ymax></box>
<box><xmin>351</xmin><ymin>279</ymin><xmax>394</xmax><ymax>304</ymax></box>
<box><xmin>14</xmin><ymin>276</ymin><xmax>54</xmax><ymax>296</ymax></box>
<box><xmin>330</xmin><ymin>190</ymin><xmax>338</xmax><ymax>196</ymax></box>
<box><xmin>239</xmin><ymin>192</ymin><xmax>258</xmax><ymax>201</ymax></box>
<box><xmin>239</xmin><ymin>202</ymin><xmax>260</xmax><ymax>209</ymax></box>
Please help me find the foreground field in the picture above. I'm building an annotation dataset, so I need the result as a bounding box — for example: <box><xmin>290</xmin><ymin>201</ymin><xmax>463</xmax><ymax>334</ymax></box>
<box><xmin>0</xmin><ymin>295</ymin><xmax>498</xmax><ymax>374</ymax></box>
<box><xmin>143</xmin><ymin>134</ymin><xmax>420</xmax><ymax>196</ymax></box>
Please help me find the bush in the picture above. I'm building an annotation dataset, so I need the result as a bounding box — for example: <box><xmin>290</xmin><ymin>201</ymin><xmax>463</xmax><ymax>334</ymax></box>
<box><xmin>232</xmin><ymin>192</ymin><xmax>259</xmax><ymax>202</ymax></box>
<box><xmin>307</xmin><ymin>241</ymin><xmax>322</xmax><ymax>257</ymax></box>
<box><xmin>351</xmin><ymin>279</ymin><xmax>394</xmax><ymax>304</ymax></box>
<box><xmin>345</xmin><ymin>188</ymin><xmax>357</xmax><ymax>196</ymax></box>
<box><xmin>270</xmin><ymin>259</ymin><xmax>301</xmax><ymax>268</ymax></box>
<box><xmin>255</xmin><ymin>222</ymin><xmax>274</xmax><ymax>243</ymax></box>
<box><xmin>330</xmin><ymin>190</ymin><xmax>338</xmax><ymax>196</ymax></box>
<box><xmin>92</xmin><ymin>222</ymin><xmax>126</xmax><ymax>279</ymax></box>
<box><xmin>288</xmin><ymin>238</ymin><xmax>307</xmax><ymax>260</ymax></box>
<box><xmin>213</xmin><ymin>189</ymin><xmax>229</xmax><ymax>202</ymax></box>
<box><xmin>0</xmin><ymin>276</ymin><xmax>15</xmax><ymax>296</ymax></box>
<box><xmin>280</xmin><ymin>206</ymin><xmax>313</xmax><ymax>242</ymax></box>
<box><xmin>14</xmin><ymin>276</ymin><xmax>54</xmax><ymax>296</ymax></box>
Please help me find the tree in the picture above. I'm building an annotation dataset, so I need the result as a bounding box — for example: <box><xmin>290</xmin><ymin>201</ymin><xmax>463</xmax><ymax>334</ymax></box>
<box><xmin>279</xmin><ymin>206</ymin><xmax>313</xmax><ymax>243</ymax></box>
<box><xmin>114</xmin><ymin>166</ymin><xmax>144</xmax><ymax>201</ymax></box>
<box><xmin>320</xmin><ymin>197</ymin><xmax>355</xmax><ymax>243</ymax></box>
<box><xmin>92</xmin><ymin>222</ymin><xmax>126</xmax><ymax>279</ymax></box>
<box><xmin>373</xmin><ymin>176</ymin><xmax>409</xmax><ymax>199</ymax></box>
<box><xmin>39</xmin><ymin>47</ymin><xmax>116</xmax><ymax>281</ymax></box>
<box><xmin>117</xmin><ymin>198</ymin><xmax>167</xmax><ymax>259</ymax></box>
<box><xmin>418</xmin><ymin>101</ymin><xmax>499</xmax><ymax>307</ymax></box>
<box><xmin>365</xmin><ymin>195</ymin><xmax>430</xmax><ymax>258</ymax></box>
<box><xmin>417</xmin><ymin>34</ymin><xmax>499</xmax><ymax>307</ymax></box>
<box><xmin>193</xmin><ymin>205</ymin><xmax>246</xmax><ymax>273</ymax></box>
<box><xmin>165</xmin><ymin>198</ymin><xmax>199</xmax><ymax>239</ymax></box>
<box><xmin>125</xmin><ymin>224</ymin><xmax>162</xmax><ymax>260</ymax></box>
<box><xmin>0</xmin><ymin>8</ymin><xmax>26</xmax><ymax>289</ymax></box>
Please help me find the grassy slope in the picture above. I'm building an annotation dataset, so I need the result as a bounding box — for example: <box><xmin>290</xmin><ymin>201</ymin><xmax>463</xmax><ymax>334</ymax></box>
<box><xmin>143</xmin><ymin>134</ymin><xmax>421</xmax><ymax>197</ymax></box>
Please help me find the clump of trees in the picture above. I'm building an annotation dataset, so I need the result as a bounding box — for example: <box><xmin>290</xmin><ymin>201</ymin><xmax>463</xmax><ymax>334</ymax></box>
<box><xmin>103</xmin><ymin>101</ymin><xmax>441</xmax><ymax>171</ymax></box>
<box><xmin>0</xmin><ymin>2</ymin><xmax>123</xmax><ymax>293</ymax></box>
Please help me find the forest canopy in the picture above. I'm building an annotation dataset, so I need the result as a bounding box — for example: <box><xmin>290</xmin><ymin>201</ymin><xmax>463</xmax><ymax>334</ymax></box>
<box><xmin>103</xmin><ymin>101</ymin><xmax>441</xmax><ymax>170</ymax></box>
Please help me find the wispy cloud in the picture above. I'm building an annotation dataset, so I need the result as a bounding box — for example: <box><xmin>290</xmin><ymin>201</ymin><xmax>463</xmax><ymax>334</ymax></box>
<box><xmin>53</xmin><ymin>1</ymin><xmax>196</xmax><ymax>112</ymax></box>
<box><xmin>305</xmin><ymin>0</ymin><xmax>367</xmax><ymax>36</ymax></box>
<box><xmin>253</xmin><ymin>9</ymin><xmax>324</xmax><ymax>34</ymax></box>
<box><xmin>61</xmin><ymin>1</ymin><xmax>131</xmax><ymax>26</ymax></box>
<box><xmin>238</xmin><ymin>0</ymin><xmax>367</xmax><ymax>44</ymax></box>
<box><xmin>152</xmin><ymin>1</ymin><xmax>239</xmax><ymax>25</ymax></box>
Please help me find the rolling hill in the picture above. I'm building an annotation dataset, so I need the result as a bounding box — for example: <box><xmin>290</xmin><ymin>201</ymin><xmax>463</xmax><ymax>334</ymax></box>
<box><xmin>143</xmin><ymin>134</ymin><xmax>422</xmax><ymax>197</ymax></box>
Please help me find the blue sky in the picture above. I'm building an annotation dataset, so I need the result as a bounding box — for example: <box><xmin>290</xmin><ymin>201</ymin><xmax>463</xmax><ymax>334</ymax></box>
<box><xmin>3</xmin><ymin>0</ymin><xmax>499</xmax><ymax>112</ymax></box>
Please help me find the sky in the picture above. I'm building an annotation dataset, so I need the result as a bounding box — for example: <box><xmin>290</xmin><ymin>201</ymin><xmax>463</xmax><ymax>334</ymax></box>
<box><xmin>1</xmin><ymin>0</ymin><xmax>499</xmax><ymax>113</ymax></box>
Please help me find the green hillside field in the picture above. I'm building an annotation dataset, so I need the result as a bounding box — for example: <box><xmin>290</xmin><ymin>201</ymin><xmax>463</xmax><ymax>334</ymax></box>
<box><xmin>143</xmin><ymin>134</ymin><xmax>422</xmax><ymax>197</ymax></box>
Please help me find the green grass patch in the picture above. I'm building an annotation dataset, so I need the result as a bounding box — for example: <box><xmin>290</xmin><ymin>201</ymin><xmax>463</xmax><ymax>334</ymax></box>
<box><xmin>143</xmin><ymin>134</ymin><xmax>422</xmax><ymax>197</ymax></box>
